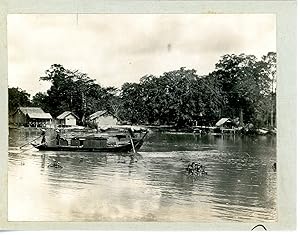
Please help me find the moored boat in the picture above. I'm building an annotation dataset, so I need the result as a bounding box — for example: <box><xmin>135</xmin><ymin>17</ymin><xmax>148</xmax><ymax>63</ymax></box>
<box><xmin>32</xmin><ymin>129</ymin><xmax>148</xmax><ymax>153</ymax></box>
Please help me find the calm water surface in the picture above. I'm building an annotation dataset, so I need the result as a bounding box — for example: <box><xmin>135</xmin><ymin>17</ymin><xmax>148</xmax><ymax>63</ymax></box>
<box><xmin>8</xmin><ymin>128</ymin><xmax>276</xmax><ymax>222</ymax></box>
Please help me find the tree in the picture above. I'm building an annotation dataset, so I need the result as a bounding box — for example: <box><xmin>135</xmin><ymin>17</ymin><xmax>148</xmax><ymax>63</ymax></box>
<box><xmin>119</xmin><ymin>82</ymin><xmax>146</xmax><ymax>124</ymax></box>
<box><xmin>8</xmin><ymin>87</ymin><xmax>31</xmax><ymax>114</ymax></box>
<box><xmin>153</xmin><ymin>67</ymin><xmax>201</xmax><ymax>127</ymax></box>
<box><xmin>193</xmin><ymin>74</ymin><xmax>224</xmax><ymax>125</ymax></box>
<box><xmin>261</xmin><ymin>52</ymin><xmax>276</xmax><ymax>127</ymax></box>
<box><xmin>213</xmin><ymin>53</ymin><xmax>274</xmax><ymax>127</ymax></box>
<box><xmin>40</xmin><ymin>64</ymin><xmax>95</xmax><ymax>119</ymax></box>
<box><xmin>38</xmin><ymin>64</ymin><xmax>118</xmax><ymax>123</ymax></box>
<box><xmin>31</xmin><ymin>92</ymin><xmax>49</xmax><ymax>112</ymax></box>
<box><xmin>119</xmin><ymin>67</ymin><xmax>223</xmax><ymax>127</ymax></box>
<box><xmin>33</xmin><ymin>54</ymin><xmax>276</xmax><ymax>129</ymax></box>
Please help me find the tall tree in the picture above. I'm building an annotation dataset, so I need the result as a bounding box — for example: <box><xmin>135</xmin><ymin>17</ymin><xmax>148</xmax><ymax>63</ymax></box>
<box><xmin>261</xmin><ymin>52</ymin><xmax>276</xmax><ymax>127</ymax></box>
<box><xmin>119</xmin><ymin>82</ymin><xmax>146</xmax><ymax>124</ymax></box>
<box><xmin>8</xmin><ymin>87</ymin><xmax>31</xmax><ymax>114</ymax></box>
<box><xmin>213</xmin><ymin>53</ymin><xmax>273</xmax><ymax>126</ymax></box>
<box><xmin>38</xmin><ymin>64</ymin><xmax>117</xmax><ymax>123</ymax></box>
<box><xmin>31</xmin><ymin>92</ymin><xmax>49</xmax><ymax>112</ymax></box>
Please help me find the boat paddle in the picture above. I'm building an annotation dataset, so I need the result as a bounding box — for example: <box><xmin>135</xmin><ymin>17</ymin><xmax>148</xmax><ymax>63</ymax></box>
<box><xmin>14</xmin><ymin>136</ymin><xmax>57</xmax><ymax>155</ymax></box>
<box><xmin>18</xmin><ymin>145</ymin><xmax>39</xmax><ymax>155</ymax></box>
<box><xmin>19</xmin><ymin>135</ymin><xmax>42</xmax><ymax>149</ymax></box>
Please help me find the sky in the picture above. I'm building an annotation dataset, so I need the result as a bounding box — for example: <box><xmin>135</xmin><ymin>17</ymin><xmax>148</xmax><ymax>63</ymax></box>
<box><xmin>8</xmin><ymin>14</ymin><xmax>276</xmax><ymax>96</ymax></box>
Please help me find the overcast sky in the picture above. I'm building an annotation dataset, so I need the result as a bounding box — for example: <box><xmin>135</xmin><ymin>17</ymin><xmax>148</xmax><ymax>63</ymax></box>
<box><xmin>8</xmin><ymin>14</ymin><xmax>276</xmax><ymax>95</ymax></box>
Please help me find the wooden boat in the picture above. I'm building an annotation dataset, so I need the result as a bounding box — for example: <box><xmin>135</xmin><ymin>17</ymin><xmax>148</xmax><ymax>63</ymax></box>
<box><xmin>32</xmin><ymin>130</ymin><xmax>148</xmax><ymax>153</ymax></box>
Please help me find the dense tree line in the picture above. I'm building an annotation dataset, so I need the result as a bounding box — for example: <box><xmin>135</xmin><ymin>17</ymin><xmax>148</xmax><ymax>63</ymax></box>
<box><xmin>119</xmin><ymin>52</ymin><xmax>276</xmax><ymax>127</ymax></box>
<box><xmin>9</xmin><ymin>52</ymin><xmax>276</xmax><ymax>128</ymax></box>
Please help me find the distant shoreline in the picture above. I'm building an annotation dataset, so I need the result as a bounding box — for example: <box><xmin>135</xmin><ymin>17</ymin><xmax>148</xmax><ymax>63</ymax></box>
<box><xmin>9</xmin><ymin>124</ymin><xmax>276</xmax><ymax>136</ymax></box>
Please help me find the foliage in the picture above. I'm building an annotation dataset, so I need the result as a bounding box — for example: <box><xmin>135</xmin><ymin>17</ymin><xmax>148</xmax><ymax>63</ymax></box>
<box><xmin>31</xmin><ymin>92</ymin><xmax>49</xmax><ymax>111</ymax></box>
<box><xmin>9</xmin><ymin>52</ymin><xmax>276</xmax><ymax>129</ymax></box>
<box><xmin>212</xmin><ymin>53</ymin><xmax>276</xmax><ymax>127</ymax></box>
<box><xmin>118</xmin><ymin>53</ymin><xmax>276</xmax><ymax>127</ymax></box>
<box><xmin>8</xmin><ymin>87</ymin><xmax>31</xmax><ymax>114</ymax></box>
<box><xmin>38</xmin><ymin>64</ymin><xmax>119</xmax><ymax>123</ymax></box>
<box><xmin>119</xmin><ymin>68</ymin><xmax>224</xmax><ymax>127</ymax></box>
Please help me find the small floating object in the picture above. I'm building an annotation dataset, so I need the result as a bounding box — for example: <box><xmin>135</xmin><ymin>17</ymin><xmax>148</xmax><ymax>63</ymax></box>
<box><xmin>186</xmin><ymin>162</ymin><xmax>207</xmax><ymax>176</ymax></box>
<box><xmin>48</xmin><ymin>159</ymin><xmax>63</xmax><ymax>168</ymax></box>
<box><xmin>48</xmin><ymin>163</ymin><xmax>63</xmax><ymax>168</ymax></box>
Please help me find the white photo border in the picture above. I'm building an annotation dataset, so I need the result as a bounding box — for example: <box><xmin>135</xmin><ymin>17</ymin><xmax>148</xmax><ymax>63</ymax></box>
<box><xmin>0</xmin><ymin>0</ymin><xmax>296</xmax><ymax>231</ymax></box>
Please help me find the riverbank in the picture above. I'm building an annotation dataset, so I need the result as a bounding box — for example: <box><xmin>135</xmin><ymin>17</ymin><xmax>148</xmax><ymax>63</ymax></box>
<box><xmin>9</xmin><ymin>124</ymin><xmax>276</xmax><ymax>136</ymax></box>
<box><xmin>144</xmin><ymin>125</ymin><xmax>276</xmax><ymax>136</ymax></box>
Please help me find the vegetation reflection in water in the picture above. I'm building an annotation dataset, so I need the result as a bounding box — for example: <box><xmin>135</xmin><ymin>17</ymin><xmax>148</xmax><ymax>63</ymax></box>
<box><xmin>8</xmin><ymin>129</ymin><xmax>276</xmax><ymax>222</ymax></box>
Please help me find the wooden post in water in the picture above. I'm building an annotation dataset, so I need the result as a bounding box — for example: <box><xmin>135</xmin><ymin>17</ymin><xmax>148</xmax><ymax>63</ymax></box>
<box><xmin>127</xmin><ymin>128</ymin><xmax>137</xmax><ymax>153</ymax></box>
<box><xmin>129</xmin><ymin>135</ymin><xmax>136</xmax><ymax>153</ymax></box>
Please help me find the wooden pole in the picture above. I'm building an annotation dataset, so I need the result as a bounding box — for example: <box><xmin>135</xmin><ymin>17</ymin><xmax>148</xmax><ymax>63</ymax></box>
<box><xmin>129</xmin><ymin>135</ymin><xmax>136</xmax><ymax>153</ymax></box>
<box><xmin>19</xmin><ymin>145</ymin><xmax>37</xmax><ymax>154</ymax></box>
<box><xmin>19</xmin><ymin>135</ymin><xmax>41</xmax><ymax>149</ymax></box>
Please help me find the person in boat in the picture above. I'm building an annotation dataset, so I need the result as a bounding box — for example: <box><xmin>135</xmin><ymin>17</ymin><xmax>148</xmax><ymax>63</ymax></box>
<box><xmin>55</xmin><ymin>129</ymin><xmax>60</xmax><ymax>145</ymax></box>
<box><xmin>41</xmin><ymin>129</ymin><xmax>46</xmax><ymax>145</ymax></box>
<box><xmin>128</xmin><ymin>128</ymin><xmax>135</xmax><ymax>138</ymax></box>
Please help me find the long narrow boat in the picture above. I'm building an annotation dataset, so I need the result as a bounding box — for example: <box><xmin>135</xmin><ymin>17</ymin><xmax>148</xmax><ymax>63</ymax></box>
<box><xmin>32</xmin><ymin>131</ymin><xmax>148</xmax><ymax>153</ymax></box>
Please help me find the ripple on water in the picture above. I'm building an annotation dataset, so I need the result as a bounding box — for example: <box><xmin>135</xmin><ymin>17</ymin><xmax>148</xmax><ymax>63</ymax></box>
<box><xmin>8</xmin><ymin>132</ymin><xmax>276</xmax><ymax>222</ymax></box>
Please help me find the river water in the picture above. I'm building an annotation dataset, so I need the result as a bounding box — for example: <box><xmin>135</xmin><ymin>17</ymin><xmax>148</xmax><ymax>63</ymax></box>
<box><xmin>8</xmin><ymin>128</ymin><xmax>276</xmax><ymax>222</ymax></box>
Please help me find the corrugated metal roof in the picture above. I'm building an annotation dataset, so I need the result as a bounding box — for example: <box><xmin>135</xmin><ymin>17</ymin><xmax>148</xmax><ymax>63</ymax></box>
<box><xmin>215</xmin><ymin>118</ymin><xmax>231</xmax><ymax>127</ymax></box>
<box><xmin>88</xmin><ymin>110</ymin><xmax>108</xmax><ymax>121</ymax></box>
<box><xmin>18</xmin><ymin>107</ymin><xmax>52</xmax><ymax>119</ymax></box>
<box><xmin>57</xmin><ymin>111</ymin><xmax>79</xmax><ymax>120</ymax></box>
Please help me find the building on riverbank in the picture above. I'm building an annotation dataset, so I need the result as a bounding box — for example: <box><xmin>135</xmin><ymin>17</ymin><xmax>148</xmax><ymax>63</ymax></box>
<box><xmin>87</xmin><ymin>110</ymin><xmax>118</xmax><ymax>128</ymax></box>
<box><xmin>11</xmin><ymin>107</ymin><xmax>53</xmax><ymax>127</ymax></box>
<box><xmin>56</xmin><ymin>111</ymin><xmax>79</xmax><ymax>126</ymax></box>
<box><xmin>215</xmin><ymin>118</ymin><xmax>234</xmax><ymax>128</ymax></box>
<box><xmin>215</xmin><ymin>117</ymin><xmax>240</xmax><ymax>134</ymax></box>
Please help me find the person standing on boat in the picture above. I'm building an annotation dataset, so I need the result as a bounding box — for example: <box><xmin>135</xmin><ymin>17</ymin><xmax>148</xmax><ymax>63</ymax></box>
<box><xmin>56</xmin><ymin>129</ymin><xmax>60</xmax><ymax>145</ymax></box>
<box><xmin>41</xmin><ymin>129</ymin><xmax>46</xmax><ymax>145</ymax></box>
<box><xmin>128</xmin><ymin>128</ymin><xmax>135</xmax><ymax>138</ymax></box>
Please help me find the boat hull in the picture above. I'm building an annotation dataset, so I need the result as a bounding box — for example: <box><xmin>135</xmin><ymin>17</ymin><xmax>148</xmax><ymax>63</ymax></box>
<box><xmin>32</xmin><ymin>139</ymin><xmax>144</xmax><ymax>153</ymax></box>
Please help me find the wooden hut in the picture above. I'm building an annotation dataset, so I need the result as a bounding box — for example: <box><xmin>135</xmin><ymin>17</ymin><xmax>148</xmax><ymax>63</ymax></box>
<box><xmin>87</xmin><ymin>110</ymin><xmax>118</xmax><ymax>128</ymax></box>
<box><xmin>56</xmin><ymin>111</ymin><xmax>79</xmax><ymax>126</ymax></box>
<box><xmin>12</xmin><ymin>107</ymin><xmax>52</xmax><ymax>127</ymax></box>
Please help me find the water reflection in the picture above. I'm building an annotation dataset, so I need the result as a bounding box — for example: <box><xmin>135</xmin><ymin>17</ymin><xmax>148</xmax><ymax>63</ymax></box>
<box><xmin>8</xmin><ymin>128</ymin><xmax>276</xmax><ymax>222</ymax></box>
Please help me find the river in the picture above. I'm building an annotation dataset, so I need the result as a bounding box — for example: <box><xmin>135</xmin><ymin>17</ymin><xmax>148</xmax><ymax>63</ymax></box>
<box><xmin>8</xmin><ymin>128</ymin><xmax>277</xmax><ymax>222</ymax></box>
